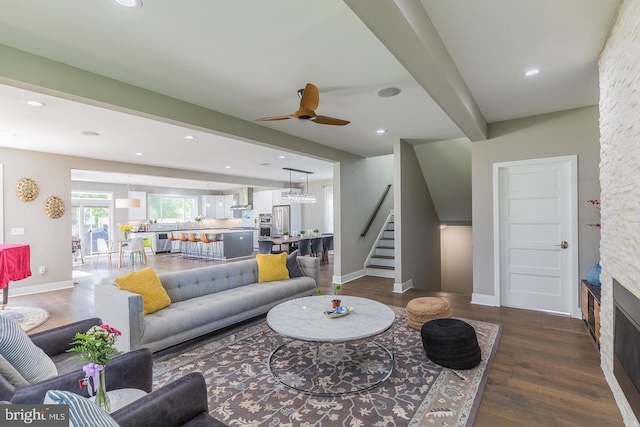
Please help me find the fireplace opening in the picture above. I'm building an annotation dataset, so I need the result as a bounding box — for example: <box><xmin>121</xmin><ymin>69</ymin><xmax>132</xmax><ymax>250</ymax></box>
<box><xmin>613</xmin><ymin>279</ymin><xmax>640</xmax><ymax>420</ymax></box>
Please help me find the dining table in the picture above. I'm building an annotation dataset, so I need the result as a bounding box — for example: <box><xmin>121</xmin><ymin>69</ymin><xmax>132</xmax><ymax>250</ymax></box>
<box><xmin>117</xmin><ymin>240</ymin><xmax>147</xmax><ymax>268</ymax></box>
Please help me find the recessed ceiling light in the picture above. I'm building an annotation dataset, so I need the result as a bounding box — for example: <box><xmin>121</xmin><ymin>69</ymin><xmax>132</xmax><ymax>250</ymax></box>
<box><xmin>376</xmin><ymin>129</ymin><xmax>387</xmax><ymax>134</ymax></box>
<box><xmin>113</xmin><ymin>0</ymin><xmax>143</xmax><ymax>8</ymax></box>
<box><xmin>225</xmin><ymin>166</ymin><xmax>231</xmax><ymax>169</ymax></box>
<box><xmin>185</xmin><ymin>135</ymin><xmax>195</xmax><ymax>140</ymax></box>
<box><xmin>376</xmin><ymin>87</ymin><xmax>401</xmax><ymax>98</ymax></box>
<box><xmin>135</xmin><ymin>152</ymin><xmax>144</xmax><ymax>156</ymax></box>
<box><xmin>279</xmin><ymin>155</ymin><xmax>286</xmax><ymax>159</ymax></box>
<box><xmin>524</xmin><ymin>69</ymin><xmax>540</xmax><ymax>77</ymax></box>
<box><xmin>26</xmin><ymin>100</ymin><xmax>46</xmax><ymax>107</ymax></box>
<box><xmin>440</xmin><ymin>224</ymin><xmax>448</xmax><ymax>229</ymax></box>
<box><xmin>80</xmin><ymin>131</ymin><xmax>100</xmax><ymax>137</ymax></box>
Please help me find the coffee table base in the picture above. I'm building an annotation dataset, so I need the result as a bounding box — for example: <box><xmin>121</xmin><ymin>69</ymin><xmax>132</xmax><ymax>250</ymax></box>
<box><xmin>267</xmin><ymin>337</ymin><xmax>395</xmax><ymax>397</ymax></box>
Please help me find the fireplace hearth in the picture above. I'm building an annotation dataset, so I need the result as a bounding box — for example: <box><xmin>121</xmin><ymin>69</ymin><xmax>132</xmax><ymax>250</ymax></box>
<box><xmin>613</xmin><ymin>279</ymin><xmax>640</xmax><ymax>420</ymax></box>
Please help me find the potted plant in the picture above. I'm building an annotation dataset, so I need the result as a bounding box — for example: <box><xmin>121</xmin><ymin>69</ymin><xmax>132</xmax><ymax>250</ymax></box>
<box><xmin>300</xmin><ymin>230</ymin><xmax>306</xmax><ymax>237</ymax></box>
<box><xmin>194</xmin><ymin>216</ymin><xmax>204</xmax><ymax>228</ymax></box>
<box><xmin>313</xmin><ymin>229</ymin><xmax>319</xmax><ymax>236</ymax></box>
<box><xmin>331</xmin><ymin>283</ymin><xmax>342</xmax><ymax>308</ymax></box>
<box><xmin>283</xmin><ymin>231</ymin><xmax>289</xmax><ymax>240</ymax></box>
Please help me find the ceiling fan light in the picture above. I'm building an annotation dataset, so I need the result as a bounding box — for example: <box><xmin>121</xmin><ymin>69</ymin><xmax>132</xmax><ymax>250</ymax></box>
<box><xmin>113</xmin><ymin>0</ymin><xmax>143</xmax><ymax>8</ymax></box>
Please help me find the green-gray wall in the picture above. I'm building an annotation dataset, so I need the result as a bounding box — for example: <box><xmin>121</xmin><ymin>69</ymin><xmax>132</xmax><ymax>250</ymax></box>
<box><xmin>472</xmin><ymin>105</ymin><xmax>601</xmax><ymax>300</ymax></box>
<box><xmin>334</xmin><ymin>155</ymin><xmax>394</xmax><ymax>282</ymax></box>
<box><xmin>395</xmin><ymin>140</ymin><xmax>441</xmax><ymax>291</ymax></box>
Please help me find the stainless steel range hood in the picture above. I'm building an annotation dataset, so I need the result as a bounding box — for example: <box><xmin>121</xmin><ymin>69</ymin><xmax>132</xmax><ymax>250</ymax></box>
<box><xmin>229</xmin><ymin>187</ymin><xmax>253</xmax><ymax>210</ymax></box>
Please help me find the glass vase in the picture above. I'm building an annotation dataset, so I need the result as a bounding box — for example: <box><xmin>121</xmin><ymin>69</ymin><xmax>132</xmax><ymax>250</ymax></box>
<box><xmin>124</xmin><ymin>231</ymin><xmax>130</xmax><ymax>240</ymax></box>
<box><xmin>95</xmin><ymin>369</ymin><xmax>111</xmax><ymax>413</ymax></box>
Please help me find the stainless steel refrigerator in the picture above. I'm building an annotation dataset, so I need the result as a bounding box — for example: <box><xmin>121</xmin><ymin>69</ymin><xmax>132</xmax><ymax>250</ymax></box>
<box><xmin>272</xmin><ymin>204</ymin><xmax>302</xmax><ymax>236</ymax></box>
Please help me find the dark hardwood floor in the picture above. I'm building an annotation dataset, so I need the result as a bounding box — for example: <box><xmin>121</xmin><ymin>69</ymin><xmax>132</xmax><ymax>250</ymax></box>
<box><xmin>11</xmin><ymin>252</ymin><xmax>623</xmax><ymax>426</ymax></box>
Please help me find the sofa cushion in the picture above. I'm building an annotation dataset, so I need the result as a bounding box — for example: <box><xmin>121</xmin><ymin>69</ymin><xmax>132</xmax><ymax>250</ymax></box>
<box><xmin>45</xmin><ymin>390</ymin><xmax>119</xmax><ymax>427</ymax></box>
<box><xmin>256</xmin><ymin>253</ymin><xmax>289</xmax><ymax>282</ymax></box>
<box><xmin>115</xmin><ymin>268</ymin><xmax>171</xmax><ymax>315</ymax></box>
<box><xmin>286</xmin><ymin>250</ymin><xmax>305</xmax><ymax>278</ymax></box>
<box><xmin>0</xmin><ymin>354</ymin><xmax>28</xmax><ymax>387</ymax></box>
<box><xmin>0</xmin><ymin>317</ymin><xmax>58</xmax><ymax>384</ymax></box>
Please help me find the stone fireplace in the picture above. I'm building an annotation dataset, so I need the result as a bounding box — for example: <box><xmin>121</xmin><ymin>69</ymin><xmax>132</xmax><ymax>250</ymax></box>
<box><xmin>599</xmin><ymin>0</ymin><xmax>640</xmax><ymax>424</ymax></box>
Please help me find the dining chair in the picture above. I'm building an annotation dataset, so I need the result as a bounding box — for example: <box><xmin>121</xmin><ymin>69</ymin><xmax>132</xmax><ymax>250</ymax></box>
<box><xmin>123</xmin><ymin>237</ymin><xmax>145</xmax><ymax>266</ymax></box>
<box><xmin>95</xmin><ymin>238</ymin><xmax>118</xmax><ymax>268</ymax></box>
<box><xmin>297</xmin><ymin>238</ymin><xmax>312</xmax><ymax>256</ymax></box>
<box><xmin>142</xmin><ymin>237</ymin><xmax>156</xmax><ymax>261</ymax></box>
<box><xmin>258</xmin><ymin>240</ymin><xmax>274</xmax><ymax>254</ymax></box>
<box><xmin>322</xmin><ymin>235</ymin><xmax>334</xmax><ymax>263</ymax></box>
<box><xmin>310</xmin><ymin>237</ymin><xmax>323</xmax><ymax>258</ymax></box>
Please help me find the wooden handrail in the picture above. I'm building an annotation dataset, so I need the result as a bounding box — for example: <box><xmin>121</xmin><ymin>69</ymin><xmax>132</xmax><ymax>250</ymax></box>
<box><xmin>361</xmin><ymin>184</ymin><xmax>392</xmax><ymax>237</ymax></box>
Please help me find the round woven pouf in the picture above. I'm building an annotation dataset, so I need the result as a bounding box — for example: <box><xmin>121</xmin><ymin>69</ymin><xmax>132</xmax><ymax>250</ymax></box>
<box><xmin>420</xmin><ymin>318</ymin><xmax>482</xmax><ymax>370</ymax></box>
<box><xmin>406</xmin><ymin>297</ymin><xmax>452</xmax><ymax>330</ymax></box>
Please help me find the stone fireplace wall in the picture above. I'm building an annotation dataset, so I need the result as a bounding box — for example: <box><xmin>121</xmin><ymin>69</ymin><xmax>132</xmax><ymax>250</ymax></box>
<box><xmin>599</xmin><ymin>0</ymin><xmax>640</xmax><ymax>424</ymax></box>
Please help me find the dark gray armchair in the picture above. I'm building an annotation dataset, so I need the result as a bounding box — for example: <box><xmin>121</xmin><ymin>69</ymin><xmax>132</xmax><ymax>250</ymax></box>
<box><xmin>112</xmin><ymin>372</ymin><xmax>228</xmax><ymax>427</ymax></box>
<box><xmin>3</xmin><ymin>317</ymin><xmax>153</xmax><ymax>403</ymax></box>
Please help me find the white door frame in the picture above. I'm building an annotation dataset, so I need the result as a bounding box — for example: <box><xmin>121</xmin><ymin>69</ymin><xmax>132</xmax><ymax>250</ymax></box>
<box><xmin>492</xmin><ymin>155</ymin><xmax>580</xmax><ymax>318</ymax></box>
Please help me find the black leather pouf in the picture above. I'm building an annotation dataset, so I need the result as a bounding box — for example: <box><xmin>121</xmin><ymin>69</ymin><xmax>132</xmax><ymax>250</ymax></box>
<box><xmin>420</xmin><ymin>318</ymin><xmax>482</xmax><ymax>370</ymax></box>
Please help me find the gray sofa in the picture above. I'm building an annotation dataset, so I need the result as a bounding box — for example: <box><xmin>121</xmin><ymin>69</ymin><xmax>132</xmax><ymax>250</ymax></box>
<box><xmin>95</xmin><ymin>257</ymin><xmax>319</xmax><ymax>353</ymax></box>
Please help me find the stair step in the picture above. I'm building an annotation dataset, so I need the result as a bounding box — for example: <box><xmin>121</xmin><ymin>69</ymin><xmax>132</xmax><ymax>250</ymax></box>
<box><xmin>370</xmin><ymin>255</ymin><xmax>394</xmax><ymax>267</ymax></box>
<box><xmin>366</xmin><ymin>264</ymin><xmax>395</xmax><ymax>270</ymax></box>
<box><xmin>371</xmin><ymin>255</ymin><xmax>394</xmax><ymax>259</ymax></box>
<box><xmin>365</xmin><ymin>266</ymin><xmax>395</xmax><ymax>279</ymax></box>
<box><xmin>376</xmin><ymin>245</ymin><xmax>394</xmax><ymax>249</ymax></box>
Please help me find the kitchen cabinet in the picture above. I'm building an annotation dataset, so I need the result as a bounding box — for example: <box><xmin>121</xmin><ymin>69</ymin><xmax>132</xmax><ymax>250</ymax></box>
<box><xmin>224</xmin><ymin>194</ymin><xmax>236</xmax><ymax>218</ymax></box>
<box><xmin>253</xmin><ymin>191</ymin><xmax>273</xmax><ymax>213</ymax></box>
<box><xmin>127</xmin><ymin>191</ymin><xmax>147</xmax><ymax>221</ymax></box>
<box><xmin>201</xmin><ymin>195</ymin><xmax>218</xmax><ymax>217</ymax></box>
<box><xmin>253</xmin><ymin>230</ymin><xmax>259</xmax><ymax>250</ymax></box>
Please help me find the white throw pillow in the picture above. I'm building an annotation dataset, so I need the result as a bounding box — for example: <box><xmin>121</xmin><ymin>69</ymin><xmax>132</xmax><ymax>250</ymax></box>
<box><xmin>0</xmin><ymin>354</ymin><xmax>29</xmax><ymax>387</ymax></box>
<box><xmin>0</xmin><ymin>316</ymin><xmax>57</xmax><ymax>384</ymax></box>
<box><xmin>45</xmin><ymin>390</ymin><xmax>119</xmax><ymax>427</ymax></box>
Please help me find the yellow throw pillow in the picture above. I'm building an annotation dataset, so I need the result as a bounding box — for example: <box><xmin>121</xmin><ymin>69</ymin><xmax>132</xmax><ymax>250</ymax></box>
<box><xmin>115</xmin><ymin>267</ymin><xmax>171</xmax><ymax>315</ymax></box>
<box><xmin>256</xmin><ymin>252</ymin><xmax>290</xmax><ymax>283</ymax></box>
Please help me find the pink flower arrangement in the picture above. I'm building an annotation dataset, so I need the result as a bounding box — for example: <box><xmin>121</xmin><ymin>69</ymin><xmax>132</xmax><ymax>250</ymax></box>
<box><xmin>67</xmin><ymin>324</ymin><xmax>123</xmax><ymax>366</ymax></box>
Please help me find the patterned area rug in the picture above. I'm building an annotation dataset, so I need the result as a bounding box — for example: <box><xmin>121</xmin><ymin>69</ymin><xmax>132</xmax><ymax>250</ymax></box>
<box><xmin>153</xmin><ymin>307</ymin><xmax>501</xmax><ymax>426</ymax></box>
<box><xmin>0</xmin><ymin>306</ymin><xmax>50</xmax><ymax>331</ymax></box>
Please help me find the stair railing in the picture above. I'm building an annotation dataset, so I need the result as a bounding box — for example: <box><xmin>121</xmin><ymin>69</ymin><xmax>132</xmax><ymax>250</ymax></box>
<box><xmin>361</xmin><ymin>184</ymin><xmax>392</xmax><ymax>237</ymax></box>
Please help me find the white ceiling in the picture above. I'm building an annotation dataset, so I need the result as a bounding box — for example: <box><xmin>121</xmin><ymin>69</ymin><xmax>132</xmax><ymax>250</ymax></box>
<box><xmin>0</xmin><ymin>0</ymin><xmax>621</xmax><ymax>190</ymax></box>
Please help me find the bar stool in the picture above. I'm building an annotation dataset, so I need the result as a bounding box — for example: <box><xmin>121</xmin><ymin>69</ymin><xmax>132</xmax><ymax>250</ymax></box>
<box><xmin>167</xmin><ymin>232</ymin><xmax>180</xmax><ymax>257</ymax></box>
<box><xmin>178</xmin><ymin>233</ymin><xmax>190</xmax><ymax>258</ymax></box>
<box><xmin>199</xmin><ymin>233</ymin><xmax>214</xmax><ymax>261</ymax></box>
<box><xmin>188</xmin><ymin>233</ymin><xmax>201</xmax><ymax>259</ymax></box>
<box><xmin>211</xmin><ymin>233</ymin><xmax>224</xmax><ymax>260</ymax></box>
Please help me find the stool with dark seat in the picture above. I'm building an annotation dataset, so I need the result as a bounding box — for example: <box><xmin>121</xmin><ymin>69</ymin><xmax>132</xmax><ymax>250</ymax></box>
<box><xmin>420</xmin><ymin>318</ymin><xmax>482</xmax><ymax>370</ymax></box>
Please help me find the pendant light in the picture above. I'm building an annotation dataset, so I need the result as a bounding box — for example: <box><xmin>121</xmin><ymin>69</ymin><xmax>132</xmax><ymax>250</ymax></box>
<box><xmin>115</xmin><ymin>180</ymin><xmax>141</xmax><ymax>208</ymax></box>
<box><xmin>206</xmin><ymin>183</ymin><xmax>211</xmax><ymax>208</ymax></box>
<box><xmin>281</xmin><ymin>167</ymin><xmax>316</xmax><ymax>203</ymax></box>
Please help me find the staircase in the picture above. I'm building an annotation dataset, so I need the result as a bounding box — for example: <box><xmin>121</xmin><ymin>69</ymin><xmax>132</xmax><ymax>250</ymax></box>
<box><xmin>365</xmin><ymin>215</ymin><xmax>395</xmax><ymax>278</ymax></box>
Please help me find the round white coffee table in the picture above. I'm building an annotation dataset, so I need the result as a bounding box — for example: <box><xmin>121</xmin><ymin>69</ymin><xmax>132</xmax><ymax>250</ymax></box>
<box><xmin>266</xmin><ymin>295</ymin><xmax>395</xmax><ymax>396</ymax></box>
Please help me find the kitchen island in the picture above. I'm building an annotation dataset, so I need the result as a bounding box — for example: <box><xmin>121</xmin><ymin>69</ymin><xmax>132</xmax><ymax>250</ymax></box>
<box><xmin>191</xmin><ymin>229</ymin><xmax>254</xmax><ymax>260</ymax></box>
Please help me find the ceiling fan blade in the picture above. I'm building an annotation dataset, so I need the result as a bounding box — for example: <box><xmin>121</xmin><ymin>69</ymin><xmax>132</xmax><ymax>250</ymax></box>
<box><xmin>255</xmin><ymin>115</ymin><xmax>293</xmax><ymax>122</ymax></box>
<box><xmin>299</xmin><ymin>83</ymin><xmax>319</xmax><ymax>112</ymax></box>
<box><xmin>312</xmin><ymin>115</ymin><xmax>350</xmax><ymax>126</ymax></box>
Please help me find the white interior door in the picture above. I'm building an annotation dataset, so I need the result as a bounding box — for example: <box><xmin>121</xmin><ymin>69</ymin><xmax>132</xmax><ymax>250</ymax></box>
<box><xmin>494</xmin><ymin>156</ymin><xmax>577</xmax><ymax>315</ymax></box>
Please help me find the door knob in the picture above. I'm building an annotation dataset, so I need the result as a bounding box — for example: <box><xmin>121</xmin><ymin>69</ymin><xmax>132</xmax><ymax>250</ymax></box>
<box><xmin>556</xmin><ymin>241</ymin><xmax>568</xmax><ymax>249</ymax></box>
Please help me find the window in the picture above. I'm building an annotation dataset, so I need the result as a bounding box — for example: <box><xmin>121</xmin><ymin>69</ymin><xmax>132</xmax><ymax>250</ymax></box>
<box><xmin>148</xmin><ymin>194</ymin><xmax>197</xmax><ymax>222</ymax></box>
<box><xmin>72</xmin><ymin>191</ymin><xmax>112</xmax><ymax>200</ymax></box>
<box><xmin>324</xmin><ymin>185</ymin><xmax>334</xmax><ymax>233</ymax></box>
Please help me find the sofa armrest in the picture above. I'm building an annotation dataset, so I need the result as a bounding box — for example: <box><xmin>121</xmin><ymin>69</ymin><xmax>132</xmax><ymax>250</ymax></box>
<box><xmin>112</xmin><ymin>373</ymin><xmax>227</xmax><ymax>427</ymax></box>
<box><xmin>94</xmin><ymin>284</ymin><xmax>145</xmax><ymax>352</ymax></box>
<box><xmin>298</xmin><ymin>256</ymin><xmax>320</xmax><ymax>287</ymax></box>
<box><xmin>10</xmin><ymin>348</ymin><xmax>153</xmax><ymax>404</ymax></box>
<box><xmin>29</xmin><ymin>318</ymin><xmax>102</xmax><ymax>357</ymax></box>
<box><xmin>0</xmin><ymin>374</ymin><xmax>16</xmax><ymax>402</ymax></box>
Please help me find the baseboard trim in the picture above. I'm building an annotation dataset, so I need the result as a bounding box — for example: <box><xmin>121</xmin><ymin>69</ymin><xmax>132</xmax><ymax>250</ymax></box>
<box><xmin>393</xmin><ymin>279</ymin><xmax>413</xmax><ymax>293</ymax></box>
<box><xmin>8</xmin><ymin>280</ymin><xmax>74</xmax><ymax>297</ymax></box>
<box><xmin>333</xmin><ymin>269</ymin><xmax>365</xmax><ymax>285</ymax></box>
<box><xmin>471</xmin><ymin>293</ymin><xmax>499</xmax><ymax>307</ymax></box>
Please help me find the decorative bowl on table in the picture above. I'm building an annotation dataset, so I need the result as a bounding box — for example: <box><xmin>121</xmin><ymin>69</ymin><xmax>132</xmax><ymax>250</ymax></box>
<box><xmin>323</xmin><ymin>306</ymin><xmax>353</xmax><ymax>319</ymax></box>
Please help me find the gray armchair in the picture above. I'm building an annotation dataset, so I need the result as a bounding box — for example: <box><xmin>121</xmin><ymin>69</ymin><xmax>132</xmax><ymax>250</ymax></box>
<box><xmin>2</xmin><ymin>317</ymin><xmax>153</xmax><ymax>403</ymax></box>
<box><xmin>112</xmin><ymin>372</ymin><xmax>228</xmax><ymax>427</ymax></box>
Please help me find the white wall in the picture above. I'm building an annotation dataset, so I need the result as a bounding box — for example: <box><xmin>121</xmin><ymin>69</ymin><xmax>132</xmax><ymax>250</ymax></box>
<box><xmin>441</xmin><ymin>226</ymin><xmax>473</xmax><ymax>296</ymax></box>
<box><xmin>395</xmin><ymin>140</ymin><xmax>441</xmax><ymax>291</ymax></box>
<box><xmin>598</xmin><ymin>0</ymin><xmax>640</xmax><ymax>423</ymax></box>
<box><xmin>472</xmin><ymin>106</ymin><xmax>601</xmax><ymax>298</ymax></box>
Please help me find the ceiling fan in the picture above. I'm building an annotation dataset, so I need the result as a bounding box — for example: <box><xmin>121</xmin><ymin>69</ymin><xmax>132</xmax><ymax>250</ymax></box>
<box><xmin>255</xmin><ymin>83</ymin><xmax>350</xmax><ymax>126</ymax></box>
